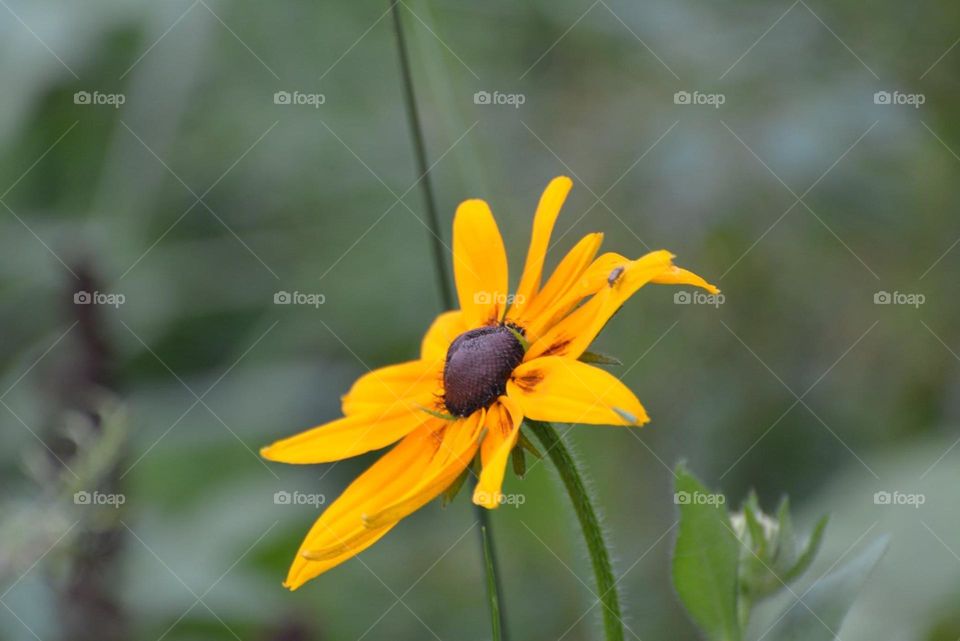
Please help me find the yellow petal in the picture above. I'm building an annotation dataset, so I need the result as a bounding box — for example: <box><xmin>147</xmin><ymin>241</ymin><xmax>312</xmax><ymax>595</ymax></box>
<box><xmin>363</xmin><ymin>410</ymin><xmax>484</xmax><ymax>529</ymax></box>
<box><xmin>526</xmin><ymin>250</ymin><xmax>674</xmax><ymax>360</ymax></box>
<box><xmin>420</xmin><ymin>310</ymin><xmax>467</xmax><ymax>361</ymax></box>
<box><xmin>507</xmin><ymin>357</ymin><xmax>648</xmax><ymax>426</ymax></box>
<box><xmin>510</xmin><ymin>232</ymin><xmax>603</xmax><ymax>337</ymax></box>
<box><xmin>520</xmin><ymin>251</ymin><xmax>625</xmax><ymax>339</ymax></box>
<box><xmin>260</xmin><ymin>405</ymin><xmax>432</xmax><ymax>464</ymax></box>
<box><xmin>651</xmin><ymin>265</ymin><xmax>720</xmax><ymax>294</ymax></box>
<box><xmin>282</xmin><ymin>418</ymin><xmax>446</xmax><ymax>589</ymax></box>
<box><xmin>453</xmin><ymin>199</ymin><xmax>508</xmax><ymax>327</ymax></box>
<box><xmin>473</xmin><ymin>396</ymin><xmax>524</xmax><ymax>509</ymax></box>
<box><xmin>341</xmin><ymin>359</ymin><xmax>442</xmax><ymax>416</ymax></box>
<box><xmin>512</xmin><ymin>176</ymin><xmax>573</xmax><ymax>316</ymax></box>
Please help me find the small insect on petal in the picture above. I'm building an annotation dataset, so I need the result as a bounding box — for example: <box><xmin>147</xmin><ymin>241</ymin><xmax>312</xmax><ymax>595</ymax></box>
<box><xmin>607</xmin><ymin>265</ymin><xmax>625</xmax><ymax>287</ymax></box>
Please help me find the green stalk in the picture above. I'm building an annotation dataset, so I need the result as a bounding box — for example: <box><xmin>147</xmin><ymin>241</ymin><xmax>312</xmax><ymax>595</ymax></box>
<box><xmin>481</xmin><ymin>521</ymin><xmax>504</xmax><ymax>641</ymax></box>
<box><xmin>527</xmin><ymin>420</ymin><xmax>624</xmax><ymax>641</ymax></box>
<box><xmin>389</xmin><ymin>4</ymin><xmax>506</xmax><ymax>639</ymax></box>
<box><xmin>389</xmin><ymin>0</ymin><xmax>454</xmax><ymax>309</ymax></box>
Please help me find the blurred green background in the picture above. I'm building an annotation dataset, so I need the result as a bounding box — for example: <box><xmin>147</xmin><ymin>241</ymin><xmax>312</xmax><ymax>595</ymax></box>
<box><xmin>2</xmin><ymin>0</ymin><xmax>959</xmax><ymax>639</ymax></box>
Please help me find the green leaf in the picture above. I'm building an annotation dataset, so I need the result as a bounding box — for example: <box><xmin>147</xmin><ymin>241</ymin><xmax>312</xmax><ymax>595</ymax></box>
<box><xmin>579</xmin><ymin>350</ymin><xmax>623</xmax><ymax>366</ymax></box>
<box><xmin>672</xmin><ymin>464</ymin><xmax>741</xmax><ymax>641</ymax></box>
<box><xmin>762</xmin><ymin>535</ymin><xmax>889</xmax><ymax>641</ymax></box>
<box><xmin>781</xmin><ymin>515</ymin><xmax>829</xmax><ymax>584</ymax></box>
<box><xmin>441</xmin><ymin>467</ymin><xmax>470</xmax><ymax>508</ymax></box>
<box><xmin>511</xmin><ymin>446</ymin><xmax>526</xmax><ymax>478</ymax></box>
<box><xmin>516</xmin><ymin>429</ymin><xmax>542</xmax><ymax>459</ymax></box>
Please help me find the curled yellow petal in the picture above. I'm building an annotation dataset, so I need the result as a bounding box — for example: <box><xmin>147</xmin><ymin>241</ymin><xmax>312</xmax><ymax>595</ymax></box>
<box><xmin>651</xmin><ymin>265</ymin><xmax>720</xmax><ymax>294</ymax></box>
<box><xmin>507</xmin><ymin>357</ymin><xmax>648</xmax><ymax>426</ymax></box>
<box><xmin>281</xmin><ymin>419</ymin><xmax>446</xmax><ymax>589</ymax></box>
<box><xmin>362</xmin><ymin>410</ymin><xmax>484</xmax><ymax>529</ymax></box>
<box><xmin>473</xmin><ymin>396</ymin><xmax>524</xmax><ymax>509</ymax></box>
<box><xmin>511</xmin><ymin>232</ymin><xmax>603</xmax><ymax>338</ymax></box>
<box><xmin>526</xmin><ymin>250</ymin><xmax>674</xmax><ymax>360</ymax></box>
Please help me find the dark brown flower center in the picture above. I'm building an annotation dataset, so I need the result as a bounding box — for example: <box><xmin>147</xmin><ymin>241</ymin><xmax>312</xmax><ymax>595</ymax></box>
<box><xmin>443</xmin><ymin>325</ymin><xmax>525</xmax><ymax>417</ymax></box>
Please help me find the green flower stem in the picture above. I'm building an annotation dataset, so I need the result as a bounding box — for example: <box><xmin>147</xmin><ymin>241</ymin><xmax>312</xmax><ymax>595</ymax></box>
<box><xmin>389</xmin><ymin>0</ymin><xmax>454</xmax><ymax>310</ymax></box>
<box><xmin>481</xmin><ymin>521</ymin><xmax>504</xmax><ymax>641</ymax></box>
<box><xmin>389</xmin><ymin>3</ymin><xmax>507</xmax><ymax>640</ymax></box>
<box><xmin>527</xmin><ymin>420</ymin><xmax>624</xmax><ymax>641</ymax></box>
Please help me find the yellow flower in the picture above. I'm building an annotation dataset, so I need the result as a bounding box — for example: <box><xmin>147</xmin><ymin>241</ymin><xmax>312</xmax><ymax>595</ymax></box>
<box><xmin>262</xmin><ymin>176</ymin><xmax>718</xmax><ymax>590</ymax></box>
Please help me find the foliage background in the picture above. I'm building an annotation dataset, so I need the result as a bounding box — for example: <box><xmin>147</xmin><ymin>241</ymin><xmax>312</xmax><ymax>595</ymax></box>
<box><xmin>1</xmin><ymin>1</ymin><xmax>959</xmax><ymax>639</ymax></box>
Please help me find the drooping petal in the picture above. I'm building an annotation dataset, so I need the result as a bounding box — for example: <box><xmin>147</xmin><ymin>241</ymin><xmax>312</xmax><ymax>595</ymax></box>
<box><xmin>260</xmin><ymin>405</ymin><xmax>433</xmax><ymax>464</ymax></box>
<box><xmin>651</xmin><ymin>265</ymin><xmax>721</xmax><ymax>294</ymax></box>
<box><xmin>363</xmin><ymin>409</ymin><xmax>484</xmax><ymax>528</ymax></box>
<box><xmin>341</xmin><ymin>359</ymin><xmax>442</xmax><ymax>416</ymax></box>
<box><xmin>526</xmin><ymin>250</ymin><xmax>674</xmax><ymax>360</ymax></box>
<box><xmin>507</xmin><ymin>356</ymin><xmax>648</xmax><ymax>426</ymax></box>
<box><xmin>453</xmin><ymin>200</ymin><xmax>508</xmax><ymax>327</ymax></box>
<box><xmin>281</xmin><ymin>418</ymin><xmax>447</xmax><ymax>589</ymax></box>
<box><xmin>473</xmin><ymin>396</ymin><xmax>524</xmax><ymax>509</ymax></box>
<box><xmin>511</xmin><ymin>176</ymin><xmax>573</xmax><ymax>316</ymax></box>
<box><xmin>509</xmin><ymin>232</ymin><xmax>603</xmax><ymax>337</ymax></box>
<box><xmin>421</xmin><ymin>310</ymin><xmax>467</xmax><ymax>361</ymax></box>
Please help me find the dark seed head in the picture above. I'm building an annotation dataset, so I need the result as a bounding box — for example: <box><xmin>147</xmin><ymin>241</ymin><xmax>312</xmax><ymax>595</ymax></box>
<box><xmin>443</xmin><ymin>325</ymin><xmax>525</xmax><ymax>417</ymax></box>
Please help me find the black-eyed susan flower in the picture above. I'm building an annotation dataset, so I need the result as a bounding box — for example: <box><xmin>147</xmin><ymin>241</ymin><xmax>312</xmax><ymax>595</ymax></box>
<box><xmin>262</xmin><ymin>176</ymin><xmax>718</xmax><ymax>589</ymax></box>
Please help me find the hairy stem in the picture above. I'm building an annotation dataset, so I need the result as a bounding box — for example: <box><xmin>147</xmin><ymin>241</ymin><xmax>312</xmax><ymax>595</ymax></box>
<box><xmin>527</xmin><ymin>420</ymin><xmax>624</xmax><ymax>641</ymax></box>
